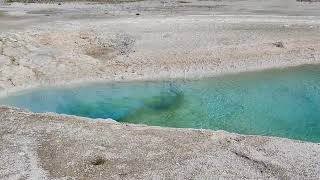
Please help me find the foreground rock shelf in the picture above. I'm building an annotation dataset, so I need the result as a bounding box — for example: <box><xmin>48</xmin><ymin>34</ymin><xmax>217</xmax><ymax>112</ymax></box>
<box><xmin>0</xmin><ymin>106</ymin><xmax>319</xmax><ymax>179</ymax></box>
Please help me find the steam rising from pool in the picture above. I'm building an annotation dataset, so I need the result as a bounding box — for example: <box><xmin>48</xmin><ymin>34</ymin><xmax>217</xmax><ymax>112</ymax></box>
<box><xmin>1</xmin><ymin>65</ymin><xmax>320</xmax><ymax>142</ymax></box>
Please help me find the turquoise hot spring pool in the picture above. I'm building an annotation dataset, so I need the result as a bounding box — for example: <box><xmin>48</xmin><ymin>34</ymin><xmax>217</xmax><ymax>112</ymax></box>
<box><xmin>1</xmin><ymin>65</ymin><xmax>320</xmax><ymax>142</ymax></box>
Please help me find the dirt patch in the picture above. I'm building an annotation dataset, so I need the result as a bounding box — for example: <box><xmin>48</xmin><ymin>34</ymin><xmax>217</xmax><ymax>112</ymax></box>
<box><xmin>85</xmin><ymin>46</ymin><xmax>114</xmax><ymax>59</ymax></box>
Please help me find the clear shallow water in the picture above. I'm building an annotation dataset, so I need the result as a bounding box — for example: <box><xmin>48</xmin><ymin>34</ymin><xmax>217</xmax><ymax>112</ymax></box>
<box><xmin>1</xmin><ymin>65</ymin><xmax>320</xmax><ymax>142</ymax></box>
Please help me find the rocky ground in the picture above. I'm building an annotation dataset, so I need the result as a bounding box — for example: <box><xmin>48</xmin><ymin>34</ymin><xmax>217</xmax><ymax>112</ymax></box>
<box><xmin>0</xmin><ymin>0</ymin><xmax>320</xmax><ymax>179</ymax></box>
<box><xmin>1</xmin><ymin>106</ymin><xmax>320</xmax><ymax>179</ymax></box>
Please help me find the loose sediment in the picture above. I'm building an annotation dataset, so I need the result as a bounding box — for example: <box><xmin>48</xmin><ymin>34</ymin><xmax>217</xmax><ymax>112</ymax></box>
<box><xmin>1</xmin><ymin>0</ymin><xmax>320</xmax><ymax>179</ymax></box>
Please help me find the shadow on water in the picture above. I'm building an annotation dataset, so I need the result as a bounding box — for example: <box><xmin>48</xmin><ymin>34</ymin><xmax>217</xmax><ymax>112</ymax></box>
<box><xmin>145</xmin><ymin>83</ymin><xmax>184</xmax><ymax>111</ymax></box>
<box><xmin>118</xmin><ymin>82</ymin><xmax>185</xmax><ymax>123</ymax></box>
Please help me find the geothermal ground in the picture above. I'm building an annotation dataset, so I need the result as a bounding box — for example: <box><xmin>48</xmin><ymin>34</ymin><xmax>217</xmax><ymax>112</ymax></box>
<box><xmin>0</xmin><ymin>0</ymin><xmax>320</xmax><ymax>179</ymax></box>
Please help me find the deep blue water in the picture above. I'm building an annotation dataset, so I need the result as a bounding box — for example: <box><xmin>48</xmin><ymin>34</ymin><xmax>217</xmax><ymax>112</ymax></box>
<box><xmin>1</xmin><ymin>65</ymin><xmax>320</xmax><ymax>142</ymax></box>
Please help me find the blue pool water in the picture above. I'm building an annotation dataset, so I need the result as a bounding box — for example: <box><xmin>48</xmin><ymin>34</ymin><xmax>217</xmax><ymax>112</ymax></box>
<box><xmin>1</xmin><ymin>65</ymin><xmax>320</xmax><ymax>142</ymax></box>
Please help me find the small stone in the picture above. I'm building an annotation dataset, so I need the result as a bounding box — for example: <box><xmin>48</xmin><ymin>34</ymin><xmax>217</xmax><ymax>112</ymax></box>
<box><xmin>79</xmin><ymin>32</ymin><xmax>90</xmax><ymax>40</ymax></box>
<box><xmin>90</xmin><ymin>157</ymin><xmax>106</xmax><ymax>166</ymax></box>
<box><xmin>273</xmin><ymin>41</ymin><xmax>284</xmax><ymax>48</ymax></box>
